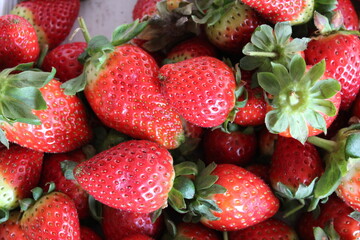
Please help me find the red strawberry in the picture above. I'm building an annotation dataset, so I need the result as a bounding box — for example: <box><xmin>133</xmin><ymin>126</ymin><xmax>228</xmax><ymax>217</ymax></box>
<box><xmin>132</xmin><ymin>0</ymin><xmax>160</xmax><ymax>20</ymax></box>
<box><xmin>304</xmin><ymin>12</ymin><xmax>360</xmax><ymax>110</ymax></box>
<box><xmin>121</xmin><ymin>234</ymin><xmax>154</xmax><ymax>240</ymax></box>
<box><xmin>102</xmin><ymin>205</ymin><xmax>164</xmax><ymax>240</ymax></box>
<box><xmin>240</xmin><ymin>0</ymin><xmax>314</xmax><ymax>25</ymax></box>
<box><xmin>335</xmin><ymin>0</ymin><xmax>359</xmax><ymax>30</ymax></box>
<box><xmin>229</xmin><ymin>218</ymin><xmax>299</xmax><ymax>240</ymax></box>
<box><xmin>258</xmin><ymin>128</ymin><xmax>278</xmax><ymax>157</ymax></box>
<box><xmin>202</xmin><ymin>127</ymin><xmax>257</xmax><ymax>166</ymax></box>
<box><xmin>0</xmin><ymin>211</ymin><xmax>26</xmax><ymax>239</ymax></box>
<box><xmin>174</xmin><ymin>222</ymin><xmax>221</xmax><ymax>240</ymax></box>
<box><xmin>74</xmin><ymin>140</ymin><xmax>175</xmax><ymax>213</ymax></box>
<box><xmin>246</xmin><ymin>163</ymin><xmax>271</xmax><ymax>184</ymax></box>
<box><xmin>352</xmin><ymin>94</ymin><xmax>360</xmax><ymax>118</ymax></box>
<box><xmin>80</xmin><ymin>226</ymin><xmax>102</xmax><ymax>240</ymax></box>
<box><xmin>39</xmin><ymin>148</ymin><xmax>90</xmax><ymax>219</ymax></box>
<box><xmin>336</xmin><ymin>161</ymin><xmax>360</xmax><ymax>211</ymax></box>
<box><xmin>0</xmin><ymin>79</ymin><xmax>92</xmax><ymax>153</ymax></box>
<box><xmin>20</xmin><ymin>191</ymin><xmax>80</xmax><ymax>240</ymax></box>
<box><xmin>159</xmin><ymin>56</ymin><xmax>236</xmax><ymax>128</ymax></box>
<box><xmin>0</xmin><ymin>144</ymin><xmax>43</xmax><ymax>211</ymax></box>
<box><xmin>200</xmin><ymin>164</ymin><xmax>279</xmax><ymax>231</ymax></box>
<box><xmin>11</xmin><ymin>0</ymin><xmax>80</xmax><ymax>49</ymax></box>
<box><xmin>41</xmin><ymin>42</ymin><xmax>87</xmax><ymax>82</ymax></box>
<box><xmin>0</xmin><ymin>15</ymin><xmax>40</xmax><ymax>70</ymax></box>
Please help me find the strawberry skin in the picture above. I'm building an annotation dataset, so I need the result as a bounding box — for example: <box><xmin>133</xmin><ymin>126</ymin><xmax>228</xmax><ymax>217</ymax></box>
<box><xmin>80</xmin><ymin>226</ymin><xmax>102</xmax><ymax>240</ymax></box>
<box><xmin>335</xmin><ymin>0</ymin><xmax>359</xmax><ymax>31</ymax></box>
<box><xmin>84</xmin><ymin>44</ymin><xmax>184</xmax><ymax>149</ymax></box>
<box><xmin>20</xmin><ymin>191</ymin><xmax>80</xmax><ymax>240</ymax></box>
<box><xmin>132</xmin><ymin>0</ymin><xmax>160</xmax><ymax>20</ymax></box>
<box><xmin>175</xmin><ymin>222</ymin><xmax>221</xmax><ymax>240</ymax></box>
<box><xmin>41</xmin><ymin>42</ymin><xmax>87</xmax><ymax>82</ymax></box>
<box><xmin>0</xmin><ymin>144</ymin><xmax>43</xmax><ymax>210</ymax></box>
<box><xmin>0</xmin><ymin>79</ymin><xmax>92</xmax><ymax>153</ymax></box>
<box><xmin>0</xmin><ymin>211</ymin><xmax>26</xmax><ymax>240</ymax></box>
<box><xmin>102</xmin><ymin>205</ymin><xmax>164</xmax><ymax>240</ymax></box>
<box><xmin>74</xmin><ymin>140</ymin><xmax>175</xmax><ymax>213</ymax></box>
<box><xmin>122</xmin><ymin>234</ymin><xmax>154</xmax><ymax>240</ymax></box>
<box><xmin>0</xmin><ymin>15</ymin><xmax>40</xmax><ymax>70</ymax></box>
<box><xmin>305</xmin><ymin>33</ymin><xmax>360</xmax><ymax>110</ymax></box>
<box><xmin>200</xmin><ymin>164</ymin><xmax>279</xmax><ymax>231</ymax></box>
<box><xmin>159</xmin><ymin>56</ymin><xmax>236</xmax><ymax>128</ymax></box>
<box><xmin>11</xmin><ymin>0</ymin><xmax>80</xmax><ymax>49</ymax></box>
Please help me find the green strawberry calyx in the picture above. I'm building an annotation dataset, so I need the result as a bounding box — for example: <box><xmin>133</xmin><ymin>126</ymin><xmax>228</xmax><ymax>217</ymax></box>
<box><xmin>0</xmin><ymin>63</ymin><xmax>56</xmax><ymax>148</ymax></box>
<box><xmin>258</xmin><ymin>54</ymin><xmax>341</xmax><ymax>144</ymax></box>
<box><xmin>313</xmin><ymin>222</ymin><xmax>340</xmax><ymax>240</ymax></box>
<box><xmin>191</xmin><ymin>0</ymin><xmax>235</xmax><ymax>26</ymax></box>
<box><xmin>61</xmin><ymin>17</ymin><xmax>148</xmax><ymax>95</ymax></box>
<box><xmin>313</xmin><ymin>11</ymin><xmax>360</xmax><ymax>36</ymax></box>
<box><xmin>307</xmin><ymin>124</ymin><xmax>360</xmax><ymax>210</ymax></box>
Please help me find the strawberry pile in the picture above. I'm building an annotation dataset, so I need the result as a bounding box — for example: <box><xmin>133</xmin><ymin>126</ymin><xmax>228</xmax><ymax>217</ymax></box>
<box><xmin>0</xmin><ymin>0</ymin><xmax>360</xmax><ymax>239</ymax></box>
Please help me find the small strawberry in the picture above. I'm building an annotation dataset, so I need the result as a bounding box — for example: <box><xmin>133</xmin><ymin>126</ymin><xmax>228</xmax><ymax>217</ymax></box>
<box><xmin>173</xmin><ymin>222</ymin><xmax>221</xmax><ymax>240</ymax></box>
<box><xmin>74</xmin><ymin>140</ymin><xmax>175</xmax><ymax>213</ymax></box>
<box><xmin>80</xmin><ymin>226</ymin><xmax>102</xmax><ymax>240</ymax></box>
<box><xmin>240</xmin><ymin>0</ymin><xmax>315</xmax><ymax>25</ymax></box>
<box><xmin>41</xmin><ymin>42</ymin><xmax>87</xmax><ymax>82</ymax></box>
<box><xmin>202</xmin><ymin>126</ymin><xmax>257</xmax><ymax>166</ymax></box>
<box><xmin>39</xmin><ymin>148</ymin><xmax>90</xmax><ymax>219</ymax></box>
<box><xmin>229</xmin><ymin>218</ymin><xmax>299</xmax><ymax>240</ymax></box>
<box><xmin>0</xmin><ymin>211</ymin><xmax>26</xmax><ymax>239</ymax></box>
<box><xmin>11</xmin><ymin>0</ymin><xmax>80</xmax><ymax>49</ymax></box>
<box><xmin>132</xmin><ymin>0</ymin><xmax>160</xmax><ymax>20</ymax></box>
<box><xmin>102</xmin><ymin>205</ymin><xmax>164</xmax><ymax>240</ymax></box>
<box><xmin>0</xmin><ymin>15</ymin><xmax>40</xmax><ymax>70</ymax></box>
<box><xmin>0</xmin><ymin>144</ymin><xmax>43</xmax><ymax>213</ymax></box>
<box><xmin>304</xmin><ymin>12</ymin><xmax>360</xmax><ymax>110</ymax></box>
<box><xmin>159</xmin><ymin>56</ymin><xmax>236</xmax><ymax>128</ymax></box>
<box><xmin>200</xmin><ymin>164</ymin><xmax>279</xmax><ymax>231</ymax></box>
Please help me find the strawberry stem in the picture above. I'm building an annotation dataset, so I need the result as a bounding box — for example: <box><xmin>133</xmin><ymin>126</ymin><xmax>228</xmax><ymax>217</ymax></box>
<box><xmin>78</xmin><ymin>17</ymin><xmax>92</xmax><ymax>43</ymax></box>
<box><xmin>223</xmin><ymin>231</ymin><xmax>229</xmax><ymax>240</ymax></box>
<box><xmin>307</xmin><ymin>136</ymin><xmax>336</xmax><ymax>152</ymax></box>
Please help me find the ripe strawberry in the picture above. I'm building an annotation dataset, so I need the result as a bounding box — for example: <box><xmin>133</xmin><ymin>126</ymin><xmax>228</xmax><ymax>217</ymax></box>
<box><xmin>0</xmin><ymin>211</ymin><xmax>26</xmax><ymax>239</ymax></box>
<box><xmin>173</xmin><ymin>222</ymin><xmax>221</xmax><ymax>240</ymax></box>
<box><xmin>335</xmin><ymin>0</ymin><xmax>359</xmax><ymax>30</ymax></box>
<box><xmin>132</xmin><ymin>0</ymin><xmax>160</xmax><ymax>20</ymax></box>
<box><xmin>39</xmin><ymin>148</ymin><xmax>90</xmax><ymax>219</ymax></box>
<box><xmin>41</xmin><ymin>42</ymin><xmax>87</xmax><ymax>82</ymax></box>
<box><xmin>102</xmin><ymin>205</ymin><xmax>164</xmax><ymax>240</ymax></box>
<box><xmin>200</xmin><ymin>164</ymin><xmax>279</xmax><ymax>231</ymax></box>
<box><xmin>0</xmin><ymin>144</ymin><xmax>43</xmax><ymax>211</ymax></box>
<box><xmin>336</xmin><ymin>161</ymin><xmax>360</xmax><ymax>211</ymax></box>
<box><xmin>122</xmin><ymin>234</ymin><xmax>154</xmax><ymax>240</ymax></box>
<box><xmin>304</xmin><ymin>12</ymin><xmax>360</xmax><ymax>110</ymax></box>
<box><xmin>20</xmin><ymin>191</ymin><xmax>80</xmax><ymax>240</ymax></box>
<box><xmin>202</xmin><ymin>127</ymin><xmax>257</xmax><ymax>166</ymax></box>
<box><xmin>74</xmin><ymin>140</ymin><xmax>175</xmax><ymax>213</ymax></box>
<box><xmin>258</xmin><ymin>128</ymin><xmax>278</xmax><ymax>157</ymax></box>
<box><xmin>246</xmin><ymin>163</ymin><xmax>271</xmax><ymax>184</ymax></box>
<box><xmin>352</xmin><ymin>94</ymin><xmax>360</xmax><ymax>118</ymax></box>
<box><xmin>0</xmin><ymin>15</ymin><xmax>40</xmax><ymax>70</ymax></box>
<box><xmin>80</xmin><ymin>226</ymin><xmax>102</xmax><ymax>240</ymax></box>
<box><xmin>240</xmin><ymin>0</ymin><xmax>314</xmax><ymax>25</ymax></box>
<box><xmin>229</xmin><ymin>218</ymin><xmax>299</xmax><ymax>240</ymax></box>
<box><xmin>11</xmin><ymin>0</ymin><xmax>80</xmax><ymax>49</ymax></box>
<box><xmin>159</xmin><ymin>56</ymin><xmax>236</xmax><ymax>128</ymax></box>
<box><xmin>164</xmin><ymin>37</ymin><xmax>217</xmax><ymax>64</ymax></box>
<box><xmin>0</xmin><ymin>78</ymin><xmax>92</xmax><ymax>153</ymax></box>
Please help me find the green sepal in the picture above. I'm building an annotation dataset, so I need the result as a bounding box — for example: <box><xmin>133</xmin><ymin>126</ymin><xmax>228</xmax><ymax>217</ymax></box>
<box><xmin>0</xmin><ymin>129</ymin><xmax>9</xmax><ymax>149</ymax></box>
<box><xmin>305</xmin><ymin>60</ymin><xmax>326</xmax><ymax>85</ymax></box>
<box><xmin>61</xmin><ymin>72</ymin><xmax>86</xmax><ymax>96</ymax></box>
<box><xmin>60</xmin><ymin>160</ymin><xmax>78</xmax><ymax>181</ymax></box>
<box><xmin>188</xmin><ymin>200</ymin><xmax>219</xmax><ymax>221</ymax></box>
<box><xmin>304</xmin><ymin>110</ymin><xmax>327</xmax><ymax>134</ymax></box>
<box><xmin>150</xmin><ymin>208</ymin><xmax>163</xmax><ymax>223</ymax></box>
<box><xmin>19</xmin><ymin>198</ymin><xmax>34</xmax><ymax>212</ymax></box>
<box><xmin>348</xmin><ymin>211</ymin><xmax>360</xmax><ymax>222</ymax></box>
<box><xmin>192</xmin><ymin>0</ymin><xmax>234</xmax><ymax>26</ymax></box>
<box><xmin>8</xmin><ymin>68</ymin><xmax>55</xmax><ymax>89</ymax></box>
<box><xmin>111</xmin><ymin>19</ymin><xmax>149</xmax><ymax>46</ymax></box>
<box><xmin>46</xmin><ymin>182</ymin><xmax>56</xmax><ymax>193</ymax></box>
<box><xmin>31</xmin><ymin>187</ymin><xmax>43</xmax><ymax>201</ymax></box>
<box><xmin>164</xmin><ymin>216</ymin><xmax>177</xmax><ymax>237</ymax></box>
<box><xmin>310</xmin><ymin>78</ymin><xmax>341</xmax><ymax>100</ymax></box>
<box><xmin>313</xmin><ymin>161</ymin><xmax>342</xmax><ymax>200</ymax></box>
<box><xmin>197</xmin><ymin>197</ymin><xmax>222</xmax><ymax>213</ymax></box>
<box><xmin>258</xmin><ymin>72</ymin><xmax>281</xmax><ymax>95</ymax></box>
<box><xmin>168</xmin><ymin>188</ymin><xmax>187</xmax><ymax>211</ymax></box>
<box><xmin>314</xmin><ymin>222</ymin><xmax>340</xmax><ymax>240</ymax></box>
<box><xmin>5</xmin><ymin>87</ymin><xmax>46</xmax><ymax>112</ymax></box>
<box><xmin>0</xmin><ymin>208</ymin><xmax>9</xmax><ymax>223</ymax></box>
<box><xmin>174</xmin><ymin>161</ymin><xmax>198</xmax><ymax>177</ymax></box>
<box><xmin>88</xmin><ymin>195</ymin><xmax>103</xmax><ymax>222</ymax></box>
<box><xmin>197</xmin><ymin>184</ymin><xmax>226</xmax><ymax>198</ymax></box>
<box><xmin>87</xmin><ymin>35</ymin><xmax>114</xmax><ymax>70</ymax></box>
<box><xmin>1</xmin><ymin>96</ymin><xmax>42</xmax><ymax>125</ymax></box>
<box><xmin>294</xmin><ymin>178</ymin><xmax>317</xmax><ymax>199</ymax></box>
<box><xmin>173</xmin><ymin>176</ymin><xmax>195</xmax><ymax>199</ymax></box>
<box><xmin>345</xmin><ymin>133</ymin><xmax>360</xmax><ymax>158</ymax></box>
<box><xmin>315</xmin><ymin>0</ymin><xmax>338</xmax><ymax>15</ymax></box>
<box><xmin>289</xmin><ymin>54</ymin><xmax>306</xmax><ymax>82</ymax></box>
<box><xmin>265</xmin><ymin>110</ymin><xmax>289</xmax><ymax>134</ymax></box>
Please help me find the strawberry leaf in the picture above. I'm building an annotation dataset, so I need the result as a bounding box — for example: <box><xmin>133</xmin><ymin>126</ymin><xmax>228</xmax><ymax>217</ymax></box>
<box><xmin>2</xmin><ymin>98</ymin><xmax>42</xmax><ymax>125</ymax></box>
<box><xmin>31</xmin><ymin>187</ymin><xmax>43</xmax><ymax>201</ymax></box>
<box><xmin>305</xmin><ymin>60</ymin><xmax>326</xmax><ymax>85</ymax></box>
<box><xmin>197</xmin><ymin>184</ymin><xmax>226</xmax><ymax>197</ymax></box>
<box><xmin>294</xmin><ymin>178</ymin><xmax>317</xmax><ymax>199</ymax></box>
<box><xmin>274</xmin><ymin>21</ymin><xmax>292</xmax><ymax>46</ymax></box>
<box><xmin>60</xmin><ymin>160</ymin><xmax>78</xmax><ymax>181</ymax></box>
<box><xmin>174</xmin><ymin>161</ymin><xmax>198</xmax><ymax>176</ymax></box>
<box><xmin>173</xmin><ymin>176</ymin><xmax>195</xmax><ymax>199</ymax></box>
<box><xmin>6</xmin><ymin>87</ymin><xmax>46</xmax><ymax>111</ymax></box>
<box><xmin>61</xmin><ymin>72</ymin><xmax>86</xmax><ymax>95</ymax></box>
<box><xmin>0</xmin><ymin>129</ymin><xmax>9</xmax><ymax>149</ymax></box>
<box><xmin>258</xmin><ymin>72</ymin><xmax>281</xmax><ymax>95</ymax></box>
<box><xmin>168</xmin><ymin>188</ymin><xmax>187</xmax><ymax>211</ymax></box>
<box><xmin>310</xmin><ymin>99</ymin><xmax>337</xmax><ymax>117</ymax></box>
<box><xmin>265</xmin><ymin>110</ymin><xmax>289</xmax><ymax>134</ymax></box>
<box><xmin>310</xmin><ymin>78</ymin><xmax>341</xmax><ymax>99</ymax></box>
<box><xmin>349</xmin><ymin>211</ymin><xmax>360</xmax><ymax>221</ymax></box>
<box><xmin>313</xmin><ymin>161</ymin><xmax>342</xmax><ymax>200</ymax></box>
<box><xmin>289</xmin><ymin>54</ymin><xmax>306</xmax><ymax>81</ymax></box>
<box><xmin>345</xmin><ymin>133</ymin><xmax>360</xmax><ymax>158</ymax></box>
<box><xmin>304</xmin><ymin>110</ymin><xmax>327</xmax><ymax>133</ymax></box>
<box><xmin>111</xmin><ymin>20</ymin><xmax>149</xmax><ymax>46</ymax></box>
<box><xmin>0</xmin><ymin>208</ymin><xmax>9</xmax><ymax>223</ymax></box>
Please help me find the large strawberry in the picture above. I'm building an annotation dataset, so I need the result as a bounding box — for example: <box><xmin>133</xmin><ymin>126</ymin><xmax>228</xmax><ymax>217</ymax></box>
<box><xmin>0</xmin><ymin>15</ymin><xmax>40</xmax><ymax>70</ymax></box>
<box><xmin>0</xmin><ymin>211</ymin><xmax>26</xmax><ymax>239</ymax></box>
<box><xmin>74</xmin><ymin>140</ymin><xmax>175</xmax><ymax>213</ymax></box>
<box><xmin>0</xmin><ymin>144</ymin><xmax>43</xmax><ymax>215</ymax></box>
<box><xmin>41</xmin><ymin>42</ymin><xmax>87</xmax><ymax>82</ymax></box>
<box><xmin>169</xmin><ymin>222</ymin><xmax>221</xmax><ymax>240</ymax></box>
<box><xmin>62</xmin><ymin>20</ymin><xmax>184</xmax><ymax>149</ymax></box>
<box><xmin>10</xmin><ymin>0</ymin><xmax>80</xmax><ymax>49</ymax></box>
<box><xmin>0</xmin><ymin>64</ymin><xmax>92</xmax><ymax>153</ymax></box>
<box><xmin>304</xmin><ymin>12</ymin><xmax>360</xmax><ymax>110</ymax></box>
<box><xmin>159</xmin><ymin>56</ymin><xmax>236</xmax><ymax>128</ymax></box>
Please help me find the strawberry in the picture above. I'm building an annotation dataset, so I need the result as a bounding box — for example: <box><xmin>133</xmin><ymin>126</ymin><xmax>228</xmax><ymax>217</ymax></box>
<box><xmin>200</xmin><ymin>164</ymin><xmax>279</xmax><ymax>231</ymax></box>
<box><xmin>159</xmin><ymin>56</ymin><xmax>236</xmax><ymax>128</ymax></box>
<box><xmin>132</xmin><ymin>0</ymin><xmax>160</xmax><ymax>20</ymax></box>
<box><xmin>80</xmin><ymin>226</ymin><xmax>102</xmax><ymax>240</ymax></box>
<box><xmin>20</xmin><ymin>189</ymin><xmax>80</xmax><ymax>240</ymax></box>
<box><xmin>63</xmin><ymin>20</ymin><xmax>184</xmax><ymax>149</ymax></box>
<box><xmin>0</xmin><ymin>211</ymin><xmax>26</xmax><ymax>239</ymax></box>
<box><xmin>246</xmin><ymin>163</ymin><xmax>271</xmax><ymax>184</ymax></box>
<box><xmin>74</xmin><ymin>140</ymin><xmax>175</xmax><ymax>213</ymax></box>
<box><xmin>258</xmin><ymin>128</ymin><xmax>278</xmax><ymax>157</ymax></box>
<box><xmin>102</xmin><ymin>205</ymin><xmax>164</xmax><ymax>240</ymax></box>
<box><xmin>335</xmin><ymin>0</ymin><xmax>359</xmax><ymax>30</ymax></box>
<box><xmin>0</xmin><ymin>69</ymin><xmax>92</xmax><ymax>153</ymax></box>
<box><xmin>10</xmin><ymin>0</ymin><xmax>80</xmax><ymax>50</ymax></box>
<box><xmin>41</xmin><ymin>42</ymin><xmax>87</xmax><ymax>82</ymax></box>
<box><xmin>121</xmin><ymin>234</ymin><xmax>154</xmax><ymax>240</ymax></box>
<box><xmin>173</xmin><ymin>222</ymin><xmax>221</xmax><ymax>240</ymax></box>
<box><xmin>202</xmin><ymin>126</ymin><xmax>257</xmax><ymax>166</ymax></box>
<box><xmin>0</xmin><ymin>144</ymin><xmax>43</xmax><ymax>212</ymax></box>
<box><xmin>0</xmin><ymin>15</ymin><xmax>40</xmax><ymax>70</ymax></box>
<box><xmin>304</xmin><ymin>12</ymin><xmax>360</xmax><ymax>111</ymax></box>
<box><xmin>352</xmin><ymin>94</ymin><xmax>360</xmax><ymax>118</ymax></box>
<box><xmin>39</xmin><ymin>148</ymin><xmax>90</xmax><ymax>219</ymax></box>
<box><xmin>164</xmin><ymin>37</ymin><xmax>217</xmax><ymax>64</ymax></box>
<box><xmin>228</xmin><ymin>218</ymin><xmax>299</xmax><ymax>240</ymax></box>
<box><xmin>240</xmin><ymin>0</ymin><xmax>315</xmax><ymax>25</ymax></box>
